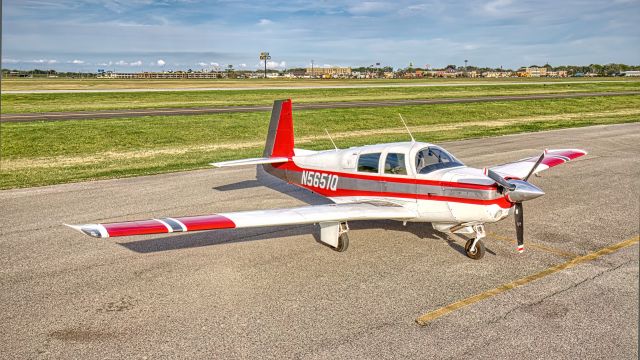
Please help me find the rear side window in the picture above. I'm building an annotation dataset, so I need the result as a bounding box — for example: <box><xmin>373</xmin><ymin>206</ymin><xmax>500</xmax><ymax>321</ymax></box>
<box><xmin>384</xmin><ymin>153</ymin><xmax>407</xmax><ymax>175</ymax></box>
<box><xmin>357</xmin><ymin>153</ymin><xmax>381</xmax><ymax>173</ymax></box>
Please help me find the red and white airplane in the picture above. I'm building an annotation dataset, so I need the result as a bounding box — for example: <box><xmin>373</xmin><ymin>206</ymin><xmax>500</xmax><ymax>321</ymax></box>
<box><xmin>67</xmin><ymin>99</ymin><xmax>586</xmax><ymax>259</ymax></box>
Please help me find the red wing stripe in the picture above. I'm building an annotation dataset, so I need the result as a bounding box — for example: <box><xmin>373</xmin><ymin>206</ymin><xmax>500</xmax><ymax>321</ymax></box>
<box><xmin>541</xmin><ymin>156</ymin><xmax>566</xmax><ymax>167</ymax></box>
<box><xmin>103</xmin><ymin>219</ymin><xmax>169</xmax><ymax>237</ymax></box>
<box><xmin>174</xmin><ymin>214</ymin><xmax>236</xmax><ymax>231</ymax></box>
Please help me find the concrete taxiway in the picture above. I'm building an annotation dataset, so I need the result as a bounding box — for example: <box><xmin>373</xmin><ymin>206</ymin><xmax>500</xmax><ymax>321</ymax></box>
<box><xmin>0</xmin><ymin>123</ymin><xmax>638</xmax><ymax>358</ymax></box>
<box><xmin>2</xmin><ymin>91</ymin><xmax>639</xmax><ymax>123</ymax></box>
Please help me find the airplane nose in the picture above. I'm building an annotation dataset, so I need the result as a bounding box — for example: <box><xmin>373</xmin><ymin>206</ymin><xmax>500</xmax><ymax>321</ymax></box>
<box><xmin>506</xmin><ymin>180</ymin><xmax>545</xmax><ymax>202</ymax></box>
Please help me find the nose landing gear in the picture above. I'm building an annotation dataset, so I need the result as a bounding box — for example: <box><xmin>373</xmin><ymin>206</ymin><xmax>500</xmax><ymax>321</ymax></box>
<box><xmin>464</xmin><ymin>224</ymin><xmax>486</xmax><ymax>260</ymax></box>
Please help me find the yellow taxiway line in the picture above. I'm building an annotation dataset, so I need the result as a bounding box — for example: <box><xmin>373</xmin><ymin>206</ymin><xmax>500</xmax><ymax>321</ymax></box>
<box><xmin>416</xmin><ymin>235</ymin><xmax>639</xmax><ymax>326</ymax></box>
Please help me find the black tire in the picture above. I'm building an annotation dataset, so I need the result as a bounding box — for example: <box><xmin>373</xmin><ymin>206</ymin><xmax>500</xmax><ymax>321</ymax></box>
<box><xmin>465</xmin><ymin>238</ymin><xmax>485</xmax><ymax>260</ymax></box>
<box><xmin>335</xmin><ymin>232</ymin><xmax>349</xmax><ymax>252</ymax></box>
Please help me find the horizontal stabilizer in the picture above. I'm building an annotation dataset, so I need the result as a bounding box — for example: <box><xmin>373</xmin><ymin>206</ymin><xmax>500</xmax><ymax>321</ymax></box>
<box><xmin>211</xmin><ymin>157</ymin><xmax>289</xmax><ymax>168</ymax></box>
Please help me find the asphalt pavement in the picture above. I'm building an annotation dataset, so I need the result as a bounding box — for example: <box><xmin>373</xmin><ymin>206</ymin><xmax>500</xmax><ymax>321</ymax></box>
<box><xmin>0</xmin><ymin>123</ymin><xmax>638</xmax><ymax>359</ymax></box>
<box><xmin>2</xmin><ymin>91</ymin><xmax>639</xmax><ymax>122</ymax></box>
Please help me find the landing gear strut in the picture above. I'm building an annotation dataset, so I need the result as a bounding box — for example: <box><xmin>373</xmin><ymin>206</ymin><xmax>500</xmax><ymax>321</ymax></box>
<box><xmin>464</xmin><ymin>224</ymin><xmax>486</xmax><ymax>260</ymax></box>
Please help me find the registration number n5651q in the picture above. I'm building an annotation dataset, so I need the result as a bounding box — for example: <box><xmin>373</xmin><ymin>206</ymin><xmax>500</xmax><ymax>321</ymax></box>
<box><xmin>301</xmin><ymin>170</ymin><xmax>339</xmax><ymax>191</ymax></box>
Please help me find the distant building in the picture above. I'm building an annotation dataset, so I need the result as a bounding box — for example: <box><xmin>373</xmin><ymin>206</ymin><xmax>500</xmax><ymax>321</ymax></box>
<box><xmin>623</xmin><ymin>70</ymin><xmax>640</xmax><ymax>77</ymax></box>
<box><xmin>100</xmin><ymin>71</ymin><xmax>223</xmax><ymax>79</ymax></box>
<box><xmin>306</xmin><ymin>67</ymin><xmax>352</xmax><ymax>78</ymax></box>
<box><xmin>519</xmin><ymin>66</ymin><xmax>548</xmax><ymax>77</ymax></box>
<box><xmin>482</xmin><ymin>71</ymin><xmax>512</xmax><ymax>78</ymax></box>
<box><xmin>546</xmin><ymin>70</ymin><xmax>568</xmax><ymax>77</ymax></box>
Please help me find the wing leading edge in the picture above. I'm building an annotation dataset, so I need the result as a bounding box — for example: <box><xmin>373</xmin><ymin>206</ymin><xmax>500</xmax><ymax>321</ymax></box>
<box><xmin>66</xmin><ymin>201</ymin><xmax>417</xmax><ymax>239</ymax></box>
<box><xmin>490</xmin><ymin>149</ymin><xmax>587</xmax><ymax>179</ymax></box>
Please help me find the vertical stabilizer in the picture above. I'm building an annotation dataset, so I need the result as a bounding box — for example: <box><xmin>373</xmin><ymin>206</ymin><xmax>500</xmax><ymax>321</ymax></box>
<box><xmin>263</xmin><ymin>99</ymin><xmax>295</xmax><ymax>158</ymax></box>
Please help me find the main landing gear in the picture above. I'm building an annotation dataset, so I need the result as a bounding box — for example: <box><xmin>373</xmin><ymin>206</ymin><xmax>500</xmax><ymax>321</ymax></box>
<box><xmin>464</xmin><ymin>224</ymin><xmax>486</xmax><ymax>260</ymax></box>
<box><xmin>319</xmin><ymin>221</ymin><xmax>349</xmax><ymax>252</ymax></box>
<box><xmin>336</xmin><ymin>222</ymin><xmax>349</xmax><ymax>252</ymax></box>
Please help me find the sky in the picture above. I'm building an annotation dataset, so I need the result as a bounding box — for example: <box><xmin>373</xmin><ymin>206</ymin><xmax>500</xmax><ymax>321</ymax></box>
<box><xmin>2</xmin><ymin>0</ymin><xmax>639</xmax><ymax>72</ymax></box>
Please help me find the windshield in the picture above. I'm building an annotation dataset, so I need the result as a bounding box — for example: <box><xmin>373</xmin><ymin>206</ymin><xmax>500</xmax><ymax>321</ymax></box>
<box><xmin>415</xmin><ymin>146</ymin><xmax>464</xmax><ymax>174</ymax></box>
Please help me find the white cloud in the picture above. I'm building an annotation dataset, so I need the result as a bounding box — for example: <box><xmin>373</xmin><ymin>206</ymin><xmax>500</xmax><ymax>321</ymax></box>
<box><xmin>238</xmin><ymin>63</ymin><xmax>247</xmax><ymax>68</ymax></box>
<box><xmin>259</xmin><ymin>60</ymin><xmax>287</xmax><ymax>69</ymax></box>
<box><xmin>130</xmin><ymin>60</ymin><xmax>143</xmax><ymax>66</ymax></box>
<box><xmin>210</xmin><ymin>62</ymin><xmax>220</xmax><ymax>67</ymax></box>
<box><xmin>29</xmin><ymin>59</ymin><xmax>58</xmax><ymax>64</ymax></box>
<box><xmin>257</xmin><ymin>18</ymin><xmax>273</xmax><ymax>26</ymax></box>
<box><xmin>156</xmin><ymin>59</ymin><xmax>166</xmax><ymax>66</ymax></box>
<box><xmin>483</xmin><ymin>0</ymin><xmax>513</xmax><ymax>14</ymax></box>
<box><xmin>197</xmin><ymin>62</ymin><xmax>208</xmax><ymax>66</ymax></box>
<box><xmin>115</xmin><ymin>60</ymin><xmax>128</xmax><ymax>66</ymax></box>
<box><xmin>69</xmin><ymin>59</ymin><xmax>84</xmax><ymax>64</ymax></box>
<box><xmin>347</xmin><ymin>2</ymin><xmax>391</xmax><ymax>15</ymax></box>
<box><xmin>2</xmin><ymin>58</ymin><xmax>20</xmax><ymax>63</ymax></box>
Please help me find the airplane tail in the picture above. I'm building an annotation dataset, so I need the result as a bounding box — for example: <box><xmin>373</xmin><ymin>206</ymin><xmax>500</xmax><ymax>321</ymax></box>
<box><xmin>210</xmin><ymin>99</ymin><xmax>295</xmax><ymax>168</ymax></box>
<box><xmin>263</xmin><ymin>99</ymin><xmax>295</xmax><ymax>158</ymax></box>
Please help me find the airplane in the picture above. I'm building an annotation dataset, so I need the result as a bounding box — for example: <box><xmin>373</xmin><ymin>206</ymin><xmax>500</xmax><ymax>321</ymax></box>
<box><xmin>66</xmin><ymin>99</ymin><xmax>586</xmax><ymax>260</ymax></box>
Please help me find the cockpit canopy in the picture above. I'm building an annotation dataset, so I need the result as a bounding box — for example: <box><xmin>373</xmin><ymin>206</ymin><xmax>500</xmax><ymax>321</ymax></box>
<box><xmin>415</xmin><ymin>146</ymin><xmax>464</xmax><ymax>174</ymax></box>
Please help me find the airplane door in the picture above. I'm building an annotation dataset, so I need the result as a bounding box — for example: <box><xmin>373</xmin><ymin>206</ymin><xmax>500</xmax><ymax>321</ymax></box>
<box><xmin>381</xmin><ymin>152</ymin><xmax>417</xmax><ymax>204</ymax></box>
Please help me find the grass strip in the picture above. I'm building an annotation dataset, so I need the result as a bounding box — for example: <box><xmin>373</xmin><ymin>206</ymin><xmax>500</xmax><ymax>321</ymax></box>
<box><xmin>1</xmin><ymin>96</ymin><xmax>638</xmax><ymax>189</ymax></box>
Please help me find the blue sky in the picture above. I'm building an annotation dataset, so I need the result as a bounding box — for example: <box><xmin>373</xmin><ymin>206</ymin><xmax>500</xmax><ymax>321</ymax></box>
<box><xmin>2</xmin><ymin>0</ymin><xmax>639</xmax><ymax>72</ymax></box>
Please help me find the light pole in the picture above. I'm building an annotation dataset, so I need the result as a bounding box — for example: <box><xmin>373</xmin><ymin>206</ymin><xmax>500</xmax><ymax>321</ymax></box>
<box><xmin>464</xmin><ymin>59</ymin><xmax>468</xmax><ymax>76</ymax></box>
<box><xmin>260</xmin><ymin>52</ymin><xmax>271</xmax><ymax>78</ymax></box>
<box><xmin>311</xmin><ymin>59</ymin><xmax>314</xmax><ymax>78</ymax></box>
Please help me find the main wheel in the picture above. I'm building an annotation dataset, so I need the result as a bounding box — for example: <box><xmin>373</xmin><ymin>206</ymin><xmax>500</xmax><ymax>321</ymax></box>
<box><xmin>335</xmin><ymin>232</ymin><xmax>349</xmax><ymax>252</ymax></box>
<box><xmin>465</xmin><ymin>238</ymin><xmax>485</xmax><ymax>260</ymax></box>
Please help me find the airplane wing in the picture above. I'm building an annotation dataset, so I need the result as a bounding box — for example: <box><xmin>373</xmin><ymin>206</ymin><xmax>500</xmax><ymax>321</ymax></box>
<box><xmin>490</xmin><ymin>149</ymin><xmax>587</xmax><ymax>179</ymax></box>
<box><xmin>66</xmin><ymin>201</ymin><xmax>417</xmax><ymax>238</ymax></box>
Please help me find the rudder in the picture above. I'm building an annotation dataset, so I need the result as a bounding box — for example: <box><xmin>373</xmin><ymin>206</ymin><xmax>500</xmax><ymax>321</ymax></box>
<box><xmin>263</xmin><ymin>99</ymin><xmax>295</xmax><ymax>158</ymax></box>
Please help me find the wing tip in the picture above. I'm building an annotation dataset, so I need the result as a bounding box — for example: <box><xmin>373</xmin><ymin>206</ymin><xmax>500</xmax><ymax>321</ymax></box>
<box><xmin>63</xmin><ymin>223</ymin><xmax>106</xmax><ymax>238</ymax></box>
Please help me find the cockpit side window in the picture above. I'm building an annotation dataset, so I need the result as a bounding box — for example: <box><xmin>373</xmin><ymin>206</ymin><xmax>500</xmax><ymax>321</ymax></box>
<box><xmin>384</xmin><ymin>153</ymin><xmax>407</xmax><ymax>175</ymax></box>
<box><xmin>415</xmin><ymin>147</ymin><xmax>463</xmax><ymax>174</ymax></box>
<box><xmin>357</xmin><ymin>153</ymin><xmax>381</xmax><ymax>173</ymax></box>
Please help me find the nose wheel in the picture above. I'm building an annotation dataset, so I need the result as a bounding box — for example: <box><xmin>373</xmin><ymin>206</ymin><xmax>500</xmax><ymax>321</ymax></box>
<box><xmin>464</xmin><ymin>224</ymin><xmax>486</xmax><ymax>260</ymax></box>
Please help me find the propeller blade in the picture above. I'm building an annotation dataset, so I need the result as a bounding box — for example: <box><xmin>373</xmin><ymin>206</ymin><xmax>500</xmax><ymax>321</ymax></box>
<box><xmin>484</xmin><ymin>168</ymin><xmax>516</xmax><ymax>191</ymax></box>
<box><xmin>523</xmin><ymin>150</ymin><xmax>547</xmax><ymax>182</ymax></box>
<box><xmin>515</xmin><ymin>202</ymin><xmax>524</xmax><ymax>253</ymax></box>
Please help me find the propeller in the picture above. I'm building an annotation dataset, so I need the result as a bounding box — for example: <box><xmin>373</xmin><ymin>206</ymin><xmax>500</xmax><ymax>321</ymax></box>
<box><xmin>484</xmin><ymin>151</ymin><xmax>546</xmax><ymax>253</ymax></box>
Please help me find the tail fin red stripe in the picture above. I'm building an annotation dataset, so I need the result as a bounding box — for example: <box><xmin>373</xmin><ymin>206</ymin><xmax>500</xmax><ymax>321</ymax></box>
<box><xmin>264</xmin><ymin>99</ymin><xmax>295</xmax><ymax>158</ymax></box>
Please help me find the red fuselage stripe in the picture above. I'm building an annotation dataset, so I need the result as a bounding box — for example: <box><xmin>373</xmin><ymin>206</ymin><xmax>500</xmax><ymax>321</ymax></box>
<box><xmin>303</xmin><ymin>186</ymin><xmax>512</xmax><ymax>208</ymax></box>
<box><xmin>279</xmin><ymin>161</ymin><xmax>496</xmax><ymax>190</ymax></box>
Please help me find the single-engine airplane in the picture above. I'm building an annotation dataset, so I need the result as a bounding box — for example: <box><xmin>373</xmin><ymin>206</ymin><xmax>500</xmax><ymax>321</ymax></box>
<box><xmin>67</xmin><ymin>99</ymin><xmax>586</xmax><ymax>259</ymax></box>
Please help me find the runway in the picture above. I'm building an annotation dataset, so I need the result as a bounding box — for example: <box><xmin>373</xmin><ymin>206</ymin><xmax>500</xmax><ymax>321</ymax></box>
<box><xmin>2</xmin><ymin>91</ymin><xmax>639</xmax><ymax>122</ymax></box>
<box><xmin>1</xmin><ymin>123</ymin><xmax>638</xmax><ymax>358</ymax></box>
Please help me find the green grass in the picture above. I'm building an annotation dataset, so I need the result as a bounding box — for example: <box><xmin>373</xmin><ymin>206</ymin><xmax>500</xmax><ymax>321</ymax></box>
<box><xmin>2</xmin><ymin>81</ymin><xmax>639</xmax><ymax>114</ymax></box>
<box><xmin>1</xmin><ymin>95</ymin><xmax>638</xmax><ymax>189</ymax></box>
<box><xmin>3</xmin><ymin>76</ymin><xmax>633</xmax><ymax>91</ymax></box>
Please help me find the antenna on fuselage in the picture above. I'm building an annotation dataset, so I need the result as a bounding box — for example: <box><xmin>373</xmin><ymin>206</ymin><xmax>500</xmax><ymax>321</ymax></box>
<box><xmin>324</xmin><ymin>129</ymin><xmax>339</xmax><ymax>150</ymax></box>
<box><xmin>398</xmin><ymin>114</ymin><xmax>415</xmax><ymax>142</ymax></box>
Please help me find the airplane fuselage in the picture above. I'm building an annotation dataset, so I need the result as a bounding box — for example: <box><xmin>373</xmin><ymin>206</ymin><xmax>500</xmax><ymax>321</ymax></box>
<box><xmin>264</xmin><ymin>141</ymin><xmax>513</xmax><ymax>230</ymax></box>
